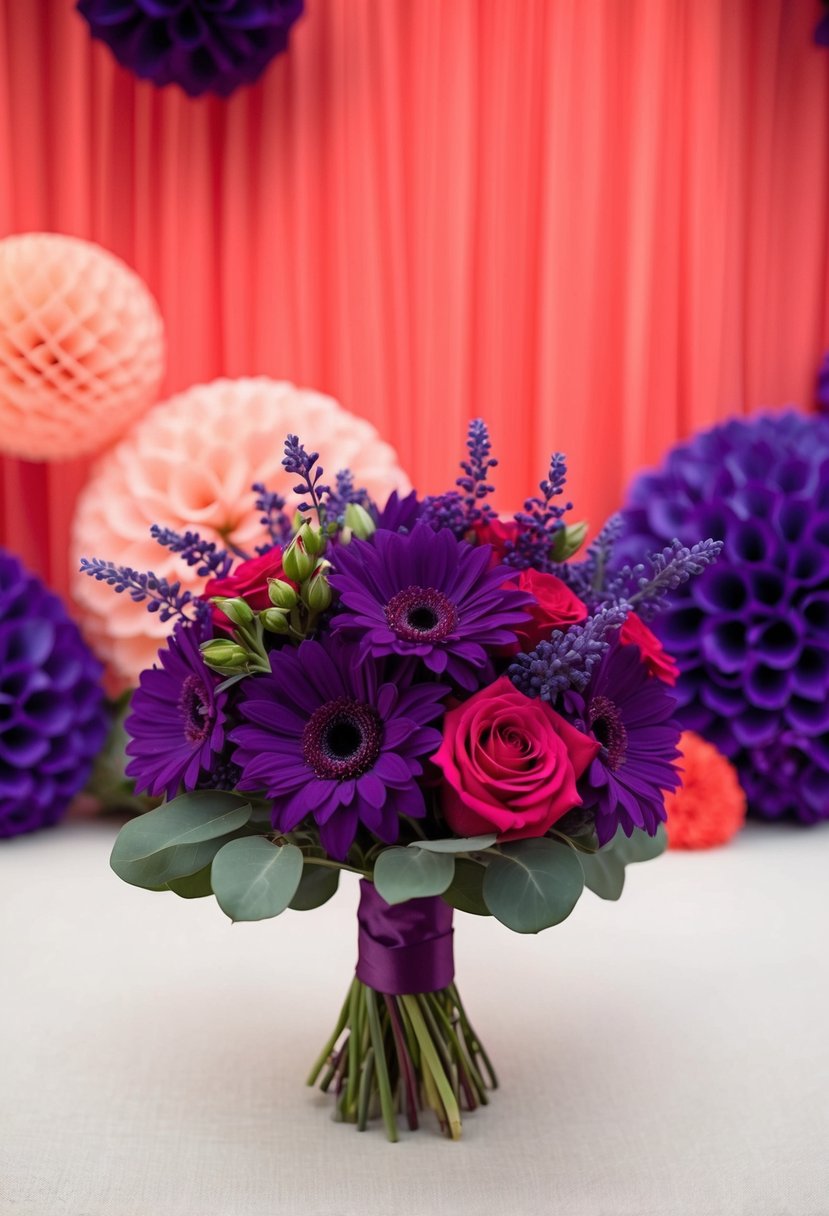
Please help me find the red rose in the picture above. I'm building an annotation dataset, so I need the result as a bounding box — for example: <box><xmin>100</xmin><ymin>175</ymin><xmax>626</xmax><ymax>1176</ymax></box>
<box><xmin>431</xmin><ymin>676</ymin><xmax>599</xmax><ymax>842</ymax></box>
<box><xmin>204</xmin><ymin>550</ymin><xmax>296</xmax><ymax>628</ymax></box>
<box><xmin>471</xmin><ymin>515</ymin><xmax>520</xmax><ymax>566</ymax></box>
<box><xmin>509</xmin><ymin>569</ymin><xmax>588</xmax><ymax>651</ymax></box>
<box><xmin>620</xmin><ymin>612</ymin><xmax>679</xmax><ymax>685</ymax></box>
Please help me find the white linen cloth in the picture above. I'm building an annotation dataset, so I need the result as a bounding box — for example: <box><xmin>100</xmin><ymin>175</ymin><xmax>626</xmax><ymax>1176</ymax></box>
<box><xmin>1</xmin><ymin>820</ymin><xmax>827</xmax><ymax>1216</ymax></box>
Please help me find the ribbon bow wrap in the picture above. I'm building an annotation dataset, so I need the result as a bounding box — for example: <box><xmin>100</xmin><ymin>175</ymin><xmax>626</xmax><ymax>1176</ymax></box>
<box><xmin>355</xmin><ymin>879</ymin><xmax>455</xmax><ymax>995</ymax></box>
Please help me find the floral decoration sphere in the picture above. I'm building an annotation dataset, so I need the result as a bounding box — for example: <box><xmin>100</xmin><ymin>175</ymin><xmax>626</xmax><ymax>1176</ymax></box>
<box><xmin>0</xmin><ymin>548</ymin><xmax>108</xmax><ymax>838</ymax></box>
<box><xmin>0</xmin><ymin>233</ymin><xmax>164</xmax><ymax>461</ymax></box>
<box><xmin>617</xmin><ymin>410</ymin><xmax>829</xmax><ymax>824</ymax></box>
<box><xmin>663</xmin><ymin>732</ymin><xmax>746</xmax><ymax>850</ymax></box>
<box><xmin>71</xmin><ymin>378</ymin><xmax>411</xmax><ymax>691</ymax></box>
<box><xmin>76</xmin><ymin>0</ymin><xmax>305</xmax><ymax>98</ymax></box>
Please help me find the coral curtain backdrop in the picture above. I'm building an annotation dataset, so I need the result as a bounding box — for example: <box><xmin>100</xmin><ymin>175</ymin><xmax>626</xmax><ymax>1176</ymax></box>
<box><xmin>0</xmin><ymin>0</ymin><xmax>828</xmax><ymax>598</ymax></box>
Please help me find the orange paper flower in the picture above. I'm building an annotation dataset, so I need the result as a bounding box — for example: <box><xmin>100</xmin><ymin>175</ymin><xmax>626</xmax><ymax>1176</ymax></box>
<box><xmin>0</xmin><ymin>233</ymin><xmax>164</xmax><ymax>460</ymax></box>
<box><xmin>71</xmin><ymin>377</ymin><xmax>410</xmax><ymax>692</ymax></box>
<box><xmin>665</xmin><ymin>731</ymin><xmax>747</xmax><ymax>849</ymax></box>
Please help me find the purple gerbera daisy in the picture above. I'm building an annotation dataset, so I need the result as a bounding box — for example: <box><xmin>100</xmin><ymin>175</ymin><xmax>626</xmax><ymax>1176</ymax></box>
<box><xmin>230</xmin><ymin>638</ymin><xmax>447</xmax><ymax>858</ymax></box>
<box><xmin>563</xmin><ymin>641</ymin><xmax>681</xmax><ymax>845</ymax></box>
<box><xmin>125</xmin><ymin>624</ymin><xmax>228</xmax><ymax>800</ymax></box>
<box><xmin>329</xmin><ymin>524</ymin><xmax>532</xmax><ymax>690</ymax></box>
<box><xmin>373</xmin><ymin>489</ymin><xmax>423</xmax><ymax>533</ymax></box>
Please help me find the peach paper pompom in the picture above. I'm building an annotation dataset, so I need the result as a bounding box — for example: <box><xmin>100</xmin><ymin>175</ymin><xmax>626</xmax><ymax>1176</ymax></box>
<box><xmin>0</xmin><ymin>233</ymin><xmax>164</xmax><ymax>460</ymax></box>
<box><xmin>664</xmin><ymin>732</ymin><xmax>747</xmax><ymax>850</ymax></box>
<box><xmin>71</xmin><ymin>377</ymin><xmax>411</xmax><ymax>691</ymax></box>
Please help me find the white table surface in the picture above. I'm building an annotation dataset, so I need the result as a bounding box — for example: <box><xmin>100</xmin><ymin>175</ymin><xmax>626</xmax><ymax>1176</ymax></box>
<box><xmin>1</xmin><ymin>819</ymin><xmax>827</xmax><ymax>1216</ymax></box>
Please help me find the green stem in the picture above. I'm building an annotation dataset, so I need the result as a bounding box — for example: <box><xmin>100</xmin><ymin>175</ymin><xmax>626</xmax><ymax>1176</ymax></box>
<box><xmin>401</xmin><ymin>995</ymin><xmax>462</xmax><ymax>1140</ymax></box>
<box><xmin>450</xmin><ymin>983</ymin><xmax>498</xmax><ymax>1090</ymax></box>
<box><xmin>365</xmin><ymin>987</ymin><xmax>399</xmax><ymax>1143</ymax></box>
<box><xmin>344</xmin><ymin>982</ymin><xmax>363</xmax><ymax>1117</ymax></box>
<box><xmin>301</xmin><ymin>855</ymin><xmax>370</xmax><ymax>879</ymax></box>
<box><xmin>356</xmin><ymin>1047</ymin><xmax>375</xmax><ymax>1132</ymax></box>
<box><xmin>426</xmin><ymin>992</ymin><xmax>487</xmax><ymax>1103</ymax></box>
<box><xmin>306</xmin><ymin>979</ymin><xmax>355</xmax><ymax>1086</ymax></box>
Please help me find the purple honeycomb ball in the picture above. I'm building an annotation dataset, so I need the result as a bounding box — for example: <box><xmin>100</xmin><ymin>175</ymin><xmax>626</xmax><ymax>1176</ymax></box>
<box><xmin>617</xmin><ymin>411</ymin><xmax>829</xmax><ymax>824</ymax></box>
<box><xmin>76</xmin><ymin>0</ymin><xmax>304</xmax><ymax>99</ymax></box>
<box><xmin>0</xmin><ymin>549</ymin><xmax>108</xmax><ymax>838</ymax></box>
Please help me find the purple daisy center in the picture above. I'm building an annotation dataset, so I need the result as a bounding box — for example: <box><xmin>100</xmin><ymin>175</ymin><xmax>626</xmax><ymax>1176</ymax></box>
<box><xmin>302</xmin><ymin>697</ymin><xmax>383</xmax><ymax>780</ymax></box>
<box><xmin>384</xmin><ymin>586</ymin><xmax>459</xmax><ymax>643</ymax></box>
<box><xmin>178</xmin><ymin>674</ymin><xmax>212</xmax><ymax>745</ymax></box>
<box><xmin>589</xmin><ymin>695</ymin><xmax>628</xmax><ymax>771</ymax></box>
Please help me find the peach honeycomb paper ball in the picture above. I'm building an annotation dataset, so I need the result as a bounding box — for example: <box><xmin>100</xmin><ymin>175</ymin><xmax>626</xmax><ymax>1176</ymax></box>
<box><xmin>71</xmin><ymin>377</ymin><xmax>411</xmax><ymax>692</ymax></box>
<box><xmin>0</xmin><ymin>233</ymin><xmax>164</xmax><ymax>460</ymax></box>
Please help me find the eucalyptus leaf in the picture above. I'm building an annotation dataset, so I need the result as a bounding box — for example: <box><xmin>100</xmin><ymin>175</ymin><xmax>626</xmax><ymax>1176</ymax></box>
<box><xmin>579</xmin><ymin>824</ymin><xmax>668</xmax><ymax>901</ymax></box>
<box><xmin>613</xmin><ymin>823</ymin><xmax>668</xmax><ymax>865</ymax></box>
<box><xmin>289</xmin><ymin>863</ymin><xmax>340</xmax><ymax>911</ymax></box>
<box><xmin>110</xmin><ymin>791</ymin><xmax>253</xmax><ymax>889</ymax></box>
<box><xmin>442</xmin><ymin>858</ymin><xmax>490</xmax><ymax>917</ymax></box>
<box><xmin>211</xmin><ymin>837</ymin><xmax>303</xmax><ymax>922</ymax></box>
<box><xmin>578</xmin><ymin>849</ymin><xmax>626</xmax><ymax>901</ymax></box>
<box><xmin>483</xmin><ymin>838</ymin><xmax>584</xmax><ymax>933</ymax></box>
<box><xmin>166</xmin><ymin>865</ymin><xmax>213</xmax><ymax>899</ymax></box>
<box><xmin>373</xmin><ymin>847</ymin><xmax>455</xmax><ymax>906</ymax></box>
<box><xmin>408</xmin><ymin>834</ymin><xmax>496</xmax><ymax>855</ymax></box>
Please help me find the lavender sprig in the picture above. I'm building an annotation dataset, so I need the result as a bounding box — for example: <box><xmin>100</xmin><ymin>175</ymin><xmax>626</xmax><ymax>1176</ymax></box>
<box><xmin>456</xmin><ymin>419</ymin><xmax>498</xmax><ymax>523</ymax></box>
<box><xmin>282</xmin><ymin>435</ymin><xmax>329</xmax><ymax>526</ymax></box>
<box><xmin>326</xmin><ymin>469</ymin><xmax>371</xmax><ymax>524</ymax></box>
<box><xmin>508</xmin><ymin>603</ymin><xmax>629</xmax><ymax>701</ymax></box>
<box><xmin>420</xmin><ymin>490</ymin><xmax>470</xmax><ymax>539</ymax></box>
<box><xmin>607</xmin><ymin>538</ymin><xmax>723</xmax><ymax>620</ymax></box>
<box><xmin>506</xmin><ymin>452</ymin><xmax>573</xmax><ymax>572</ymax></box>
<box><xmin>557</xmin><ymin>514</ymin><xmax>626</xmax><ymax>601</ymax></box>
<box><xmin>79</xmin><ymin>558</ymin><xmax>206</xmax><ymax>623</ymax></box>
<box><xmin>149</xmin><ymin>525</ymin><xmax>233</xmax><ymax>580</ymax></box>
<box><xmin>252</xmin><ymin>482</ymin><xmax>291</xmax><ymax>552</ymax></box>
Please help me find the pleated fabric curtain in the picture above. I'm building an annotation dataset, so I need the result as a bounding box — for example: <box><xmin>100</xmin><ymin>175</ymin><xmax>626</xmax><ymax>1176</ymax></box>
<box><xmin>0</xmin><ymin>0</ymin><xmax>828</xmax><ymax>597</ymax></box>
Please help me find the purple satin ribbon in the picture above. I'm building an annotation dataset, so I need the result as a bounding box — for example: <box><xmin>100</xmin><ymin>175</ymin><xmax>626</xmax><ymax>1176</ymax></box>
<box><xmin>355</xmin><ymin>879</ymin><xmax>455</xmax><ymax>995</ymax></box>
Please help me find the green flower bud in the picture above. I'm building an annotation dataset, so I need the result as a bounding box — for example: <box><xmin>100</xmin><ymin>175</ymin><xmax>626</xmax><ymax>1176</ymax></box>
<box><xmin>551</xmin><ymin>520</ymin><xmax>589</xmax><ymax>562</ymax></box>
<box><xmin>260</xmin><ymin>608</ymin><xmax>291</xmax><ymax>634</ymax></box>
<box><xmin>200</xmin><ymin>639</ymin><xmax>249</xmax><ymax>671</ymax></box>
<box><xmin>282</xmin><ymin>534</ymin><xmax>316</xmax><ymax>582</ymax></box>
<box><xmin>267</xmin><ymin>578</ymin><xmax>298</xmax><ymax>610</ymax></box>
<box><xmin>302</xmin><ymin>568</ymin><xmax>332</xmax><ymax>614</ymax></box>
<box><xmin>209</xmin><ymin>596</ymin><xmax>255</xmax><ymax>627</ymax></box>
<box><xmin>299</xmin><ymin>521</ymin><xmax>326</xmax><ymax>556</ymax></box>
<box><xmin>344</xmin><ymin>502</ymin><xmax>376</xmax><ymax>541</ymax></box>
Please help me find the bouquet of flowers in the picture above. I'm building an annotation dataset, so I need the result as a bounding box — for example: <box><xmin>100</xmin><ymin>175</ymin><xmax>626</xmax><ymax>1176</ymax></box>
<box><xmin>86</xmin><ymin>422</ymin><xmax>720</xmax><ymax>1141</ymax></box>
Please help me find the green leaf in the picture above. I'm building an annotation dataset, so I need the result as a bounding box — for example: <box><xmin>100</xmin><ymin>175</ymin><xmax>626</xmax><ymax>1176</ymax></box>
<box><xmin>577</xmin><ymin>849</ymin><xmax>626</xmax><ymax>900</ymax></box>
<box><xmin>442</xmin><ymin>858</ymin><xmax>490</xmax><ymax>917</ymax></box>
<box><xmin>408</xmin><ymin>834</ymin><xmax>497</xmax><ymax>854</ymax></box>
<box><xmin>110</xmin><ymin>791</ymin><xmax>253</xmax><ymax>889</ymax></box>
<box><xmin>579</xmin><ymin>825</ymin><xmax>668</xmax><ymax>901</ymax></box>
<box><xmin>211</xmin><ymin>837</ymin><xmax>303</xmax><ymax>922</ymax></box>
<box><xmin>373</xmin><ymin>846</ymin><xmax>455</xmax><ymax>906</ymax></box>
<box><xmin>166</xmin><ymin>865</ymin><xmax>213</xmax><ymax>899</ymax></box>
<box><xmin>483</xmin><ymin>838</ymin><xmax>584</xmax><ymax>933</ymax></box>
<box><xmin>289</xmin><ymin>863</ymin><xmax>340</xmax><ymax>911</ymax></box>
<box><xmin>614</xmin><ymin>823</ymin><xmax>668</xmax><ymax>865</ymax></box>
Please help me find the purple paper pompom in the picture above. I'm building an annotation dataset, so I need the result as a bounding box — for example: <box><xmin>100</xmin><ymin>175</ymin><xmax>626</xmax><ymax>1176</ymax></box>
<box><xmin>0</xmin><ymin>549</ymin><xmax>108</xmax><ymax>839</ymax></box>
<box><xmin>616</xmin><ymin>410</ymin><xmax>829</xmax><ymax>824</ymax></box>
<box><xmin>76</xmin><ymin>0</ymin><xmax>304</xmax><ymax>98</ymax></box>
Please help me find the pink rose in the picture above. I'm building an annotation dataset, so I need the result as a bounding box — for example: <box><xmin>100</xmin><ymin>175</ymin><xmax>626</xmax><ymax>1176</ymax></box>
<box><xmin>432</xmin><ymin>677</ymin><xmax>599</xmax><ymax>842</ymax></box>
<box><xmin>204</xmin><ymin>550</ymin><xmax>296</xmax><ymax>628</ymax></box>
<box><xmin>620</xmin><ymin>612</ymin><xmax>679</xmax><ymax>685</ymax></box>
<box><xmin>509</xmin><ymin>569</ymin><xmax>588</xmax><ymax>651</ymax></box>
